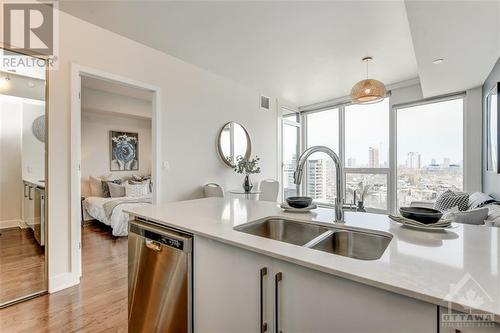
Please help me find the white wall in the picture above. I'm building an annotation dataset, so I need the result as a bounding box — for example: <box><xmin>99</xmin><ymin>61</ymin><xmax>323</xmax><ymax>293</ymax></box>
<box><xmin>82</xmin><ymin>88</ymin><xmax>152</xmax><ymax>119</ymax></box>
<box><xmin>0</xmin><ymin>11</ymin><xmax>277</xmax><ymax>291</ymax></box>
<box><xmin>22</xmin><ymin>103</ymin><xmax>45</xmax><ymax>182</ymax></box>
<box><xmin>81</xmin><ymin>111</ymin><xmax>152</xmax><ymax>196</ymax></box>
<box><xmin>0</xmin><ymin>100</ymin><xmax>22</xmax><ymax>227</ymax></box>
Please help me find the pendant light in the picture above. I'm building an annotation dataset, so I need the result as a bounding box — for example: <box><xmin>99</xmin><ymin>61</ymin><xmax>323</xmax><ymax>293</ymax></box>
<box><xmin>350</xmin><ymin>57</ymin><xmax>386</xmax><ymax>104</ymax></box>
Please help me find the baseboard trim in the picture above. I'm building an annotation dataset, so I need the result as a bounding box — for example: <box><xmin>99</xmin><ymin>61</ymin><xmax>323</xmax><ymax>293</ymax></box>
<box><xmin>0</xmin><ymin>219</ymin><xmax>23</xmax><ymax>229</ymax></box>
<box><xmin>49</xmin><ymin>272</ymin><xmax>80</xmax><ymax>293</ymax></box>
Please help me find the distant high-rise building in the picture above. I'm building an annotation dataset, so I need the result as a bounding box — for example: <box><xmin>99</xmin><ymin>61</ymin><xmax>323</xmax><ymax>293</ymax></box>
<box><xmin>368</xmin><ymin>147</ymin><xmax>379</xmax><ymax>168</ymax></box>
<box><xmin>443</xmin><ymin>158</ymin><xmax>450</xmax><ymax>168</ymax></box>
<box><xmin>347</xmin><ymin>157</ymin><xmax>356</xmax><ymax>167</ymax></box>
<box><xmin>406</xmin><ymin>152</ymin><xmax>421</xmax><ymax>169</ymax></box>
<box><xmin>306</xmin><ymin>159</ymin><xmax>335</xmax><ymax>204</ymax></box>
<box><xmin>431</xmin><ymin>158</ymin><xmax>436</xmax><ymax>165</ymax></box>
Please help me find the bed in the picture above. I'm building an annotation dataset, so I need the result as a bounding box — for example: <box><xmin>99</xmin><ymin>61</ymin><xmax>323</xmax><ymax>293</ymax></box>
<box><xmin>83</xmin><ymin>195</ymin><xmax>152</xmax><ymax>236</ymax></box>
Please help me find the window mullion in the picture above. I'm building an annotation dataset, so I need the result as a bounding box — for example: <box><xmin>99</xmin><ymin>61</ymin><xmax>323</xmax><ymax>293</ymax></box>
<box><xmin>339</xmin><ymin>105</ymin><xmax>346</xmax><ymax>204</ymax></box>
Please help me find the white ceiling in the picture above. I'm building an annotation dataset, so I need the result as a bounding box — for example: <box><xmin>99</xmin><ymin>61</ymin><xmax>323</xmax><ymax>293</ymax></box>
<box><xmin>60</xmin><ymin>1</ymin><xmax>499</xmax><ymax>106</ymax></box>
<box><xmin>81</xmin><ymin>76</ymin><xmax>154</xmax><ymax>101</ymax></box>
<box><xmin>405</xmin><ymin>0</ymin><xmax>500</xmax><ymax>96</ymax></box>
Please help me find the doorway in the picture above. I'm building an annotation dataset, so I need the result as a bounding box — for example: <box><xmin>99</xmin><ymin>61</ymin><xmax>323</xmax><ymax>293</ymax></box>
<box><xmin>70</xmin><ymin>65</ymin><xmax>161</xmax><ymax>280</ymax></box>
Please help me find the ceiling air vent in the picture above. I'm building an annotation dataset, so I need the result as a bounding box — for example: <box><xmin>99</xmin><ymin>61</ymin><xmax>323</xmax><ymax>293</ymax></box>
<box><xmin>260</xmin><ymin>95</ymin><xmax>270</xmax><ymax>111</ymax></box>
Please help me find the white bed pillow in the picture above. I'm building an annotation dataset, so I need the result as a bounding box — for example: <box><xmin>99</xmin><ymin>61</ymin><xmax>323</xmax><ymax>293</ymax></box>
<box><xmin>126</xmin><ymin>182</ymin><xmax>149</xmax><ymax>197</ymax></box>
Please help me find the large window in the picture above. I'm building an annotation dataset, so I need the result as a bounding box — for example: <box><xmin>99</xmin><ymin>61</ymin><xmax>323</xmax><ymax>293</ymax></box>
<box><xmin>282</xmin><ymin>111</ymin><xmax>300</xmax><ymax>199</ymax></box>
<box><xmin>301</xmin><ymin>101</ymin><xmax>391</xmax><ymax>212</ymax></box>
<box><xmin>345</xmin><ymin>99</ymin><xmax>389</xmax><ymax>168</ymax></box>
<box><xmin>396</xmin><ymin>98</ymin><xmax>463</xmax><ymax>207</ymax></box>
<box><xmin>345</xmin><ymin>99</ymin><xmax>390</xmax><ymax>212</ymax></box>
<box><xmin>304</xmin><ymin>108</ymin><xmax>339</xmax><ymax>204</ymax></box>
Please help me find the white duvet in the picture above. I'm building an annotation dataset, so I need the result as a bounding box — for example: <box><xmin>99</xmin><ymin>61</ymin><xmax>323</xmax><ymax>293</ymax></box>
<box><xmin>84</xmin><ymin>195</ymin><xmax>152</xmax><ymax>236</ymax></box>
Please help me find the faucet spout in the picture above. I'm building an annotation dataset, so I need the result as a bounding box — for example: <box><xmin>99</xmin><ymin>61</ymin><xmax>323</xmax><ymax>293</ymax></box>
<box><xmin>293</xmin><ymin>146</ymin><xmax>345</xmax><ymax>223</ymax></box>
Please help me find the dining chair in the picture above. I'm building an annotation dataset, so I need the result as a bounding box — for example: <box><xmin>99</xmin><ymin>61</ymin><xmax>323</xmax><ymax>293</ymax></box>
<box><xmin>203</xmin><ymin>183</ymin><xmax>224</xmax><ymax>198</ymax></box>
<box><xmin>259</xmin><ymin>179</ymin><xmax>279</xmax><ymax>202</ymax></box>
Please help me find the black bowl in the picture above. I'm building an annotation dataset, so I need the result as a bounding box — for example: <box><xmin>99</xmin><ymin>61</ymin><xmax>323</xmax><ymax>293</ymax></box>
<box><xmin>399</xmin><ymin>207</ymin><xmax>443</xmax><ymax>224</ymax></box>
<box><xmin>286</xmin><ymin>196</ymin><xmax>313</xmax><ymax>209</ymax></box>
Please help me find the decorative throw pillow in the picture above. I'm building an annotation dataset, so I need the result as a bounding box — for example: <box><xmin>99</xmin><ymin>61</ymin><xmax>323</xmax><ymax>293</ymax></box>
<box><xmin>102</xmin><ymin>179</ymin><xmax>122</xmax><ymax>197</ymax></box>
<box><xmin>125</xmin><ymin>182</ymin><xmax>149</xmax><ymax>197</ymax></box>
<box><xmin>128</xmin><ymin>179</ymin><xmax>150</xmax><ymax>193</ymax></box>
<box><xmin>445</xmin><ymin>208</ymin><xmax>488</xmax><ymax>225</ymax></box>
<box><xmin>468</xmin><ymin>192</ymin><xmax>498</xmax><ymax>209</ymax></box>
<box><xmin>89</xmin><ymin>176</ymin><xmax>104</xmax><ymax>197</ymax></box>
<box><xmin>108</xmin><ymin>182</ymin><xmax>126</xmax><ymax>198</ymax></box>
<box><xmin>434</xmin><ymin>190</ymin><xmax>469</xmax><ymax>212</ymax></box>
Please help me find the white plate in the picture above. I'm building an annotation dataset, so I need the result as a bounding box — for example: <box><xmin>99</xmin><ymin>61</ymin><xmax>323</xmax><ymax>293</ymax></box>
<box><xmin>280</xmin><ymin>202</ymin><xmax>318</xmax><ymax>213</ymax></box>
<box><xmin>400</xmin><ymin>222</ymin><xmax>456</xmax><ymax>232</ymax></box>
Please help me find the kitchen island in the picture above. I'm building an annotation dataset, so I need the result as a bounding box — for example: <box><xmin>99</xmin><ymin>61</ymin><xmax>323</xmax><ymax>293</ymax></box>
<box><xmin>127</xmin><ymin>197</ymin><xmax>500</xmax><ymax>332</ymax></box>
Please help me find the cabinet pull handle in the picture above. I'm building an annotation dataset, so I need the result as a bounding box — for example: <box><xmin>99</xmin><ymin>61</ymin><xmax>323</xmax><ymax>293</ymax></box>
<box><xmin>28</xmin><ymin>187</ymin><xmax>33</xmax><ymax>200</ymax></box>
<box><xmin>275</xmin><ymin>272</ymin><xmax>283</xmax><ymax>333</ymax></box>
<box><xmin>260</xmin><ymin>267</ymin><xmax>268</xmax><ymax>333</ymax></box>
<box><xmin>24</xmin><ymin>184</ymin><xmax>29</xmax><ymax>197</ymax></box>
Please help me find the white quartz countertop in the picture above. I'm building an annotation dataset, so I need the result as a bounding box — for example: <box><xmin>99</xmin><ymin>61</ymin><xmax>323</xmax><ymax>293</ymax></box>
<box><xmin>126</xmin><ymin>197</ymin><xmax>500</xmax><ymax>319</ymax></box>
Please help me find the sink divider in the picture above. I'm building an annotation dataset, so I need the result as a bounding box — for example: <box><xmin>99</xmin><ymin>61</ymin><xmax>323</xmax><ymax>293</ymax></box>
<box><xmin>303</xmin><ymin>230</ymin><xmax>335</xmax><ymax>249</ymax></box>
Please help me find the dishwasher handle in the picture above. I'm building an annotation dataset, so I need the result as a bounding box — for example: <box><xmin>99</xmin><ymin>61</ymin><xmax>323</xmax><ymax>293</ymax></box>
<box><xmin>130</xmin><ymin>219</ymin><xmax>192</xmax><ymax>253</ymax></box>
<box><xmin>145</xmin><ymin>239</ymin><xmax>162</xmax><ymax>252</ymax></box>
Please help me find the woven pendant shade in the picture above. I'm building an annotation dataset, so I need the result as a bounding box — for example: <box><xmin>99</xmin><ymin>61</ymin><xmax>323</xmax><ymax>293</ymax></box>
<box><xmin>350</xmin><ymin>78</ymin><xmax>386</xmax><ymax>104</ymax></box>
<box><xmin>351</xmin><ymin>56</ymin><xmax>386</xmax><ymax>104</ymax></box>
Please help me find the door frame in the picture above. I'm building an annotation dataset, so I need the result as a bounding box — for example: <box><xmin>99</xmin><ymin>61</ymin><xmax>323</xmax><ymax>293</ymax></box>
<box><xmin>70</xmin><ymin>64</ymin><xmax>161</xmax><ymax>280</ymax></box>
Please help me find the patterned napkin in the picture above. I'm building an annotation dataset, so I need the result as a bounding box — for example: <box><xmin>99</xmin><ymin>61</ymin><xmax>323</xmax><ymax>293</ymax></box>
<box><xmin>388</xmin><ymin>215</ymin><xmax>452</xmax><ymax>228</ymax></box>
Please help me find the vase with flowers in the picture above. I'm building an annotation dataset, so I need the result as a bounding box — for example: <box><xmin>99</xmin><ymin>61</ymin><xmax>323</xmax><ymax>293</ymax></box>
<box><xmin>233</xmin><ymin>155</ymin><xmax>261</xmax><ymax>192</ymax></box>
<box><xmin>356</xmin><ymin>181</ymin><xmax>371</xmax><ymax>212</ymax></box>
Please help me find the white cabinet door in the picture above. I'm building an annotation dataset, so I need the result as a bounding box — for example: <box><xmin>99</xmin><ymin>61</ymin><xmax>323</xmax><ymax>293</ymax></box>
<box><xmin>194</xmin><ymin>236</ymin><xmax>272</xmax><ymax>333</ymax></box>
<box><xmin>273</xmin><ymin>258</ymin><xmax>437</xmax><ymax>333</ymax></box>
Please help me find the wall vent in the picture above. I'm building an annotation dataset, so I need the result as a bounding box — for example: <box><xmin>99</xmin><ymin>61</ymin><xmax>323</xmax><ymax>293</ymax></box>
<box><xmin>260</xmin><ymin>95</ymin><xmax>270</xmax><ymax>111</ymax></box>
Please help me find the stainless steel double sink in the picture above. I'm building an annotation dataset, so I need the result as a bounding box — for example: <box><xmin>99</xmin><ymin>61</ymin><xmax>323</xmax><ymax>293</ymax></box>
<box><xmin>234</xmin><ymin>217</ymin><xmax>392</xmax><ymax>260</ymax></box>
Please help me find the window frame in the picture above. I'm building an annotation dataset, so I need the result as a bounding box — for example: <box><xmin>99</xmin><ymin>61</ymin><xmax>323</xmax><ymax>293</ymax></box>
<box><xmin>279</xmin><ymin>105</ymin><xmax>301</xmax><ymax>202</ymax></box>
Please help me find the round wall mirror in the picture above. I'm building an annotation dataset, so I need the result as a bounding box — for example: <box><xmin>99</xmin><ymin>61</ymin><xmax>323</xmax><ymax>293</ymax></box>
<box><xmin>32</xmin><ymin>115</ymin><xmax>45</xmax><ymax>143</ymax></box>
<box><xmin>217</xmin><ymin>122</ymin><xmax>251</xmax><ymax>167</ymax></box>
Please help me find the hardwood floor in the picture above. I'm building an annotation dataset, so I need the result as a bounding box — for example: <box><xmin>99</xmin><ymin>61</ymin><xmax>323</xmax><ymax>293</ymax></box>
<box><xmin>0</xmin><ymin>222</ymin><xmax>128</xmax><ymax>333</ymax></box>
<box><xmin>0</xmin><ymin>227</ymin><xmax>45</xmax><ymax>305</ymax></box>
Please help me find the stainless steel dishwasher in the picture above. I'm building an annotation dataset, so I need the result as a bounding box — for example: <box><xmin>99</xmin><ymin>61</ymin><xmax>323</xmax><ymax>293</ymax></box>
<box><xmin>128</xmin><ymin>218</ymin><xmax>193</xmax><ymax>333</ymax></box>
